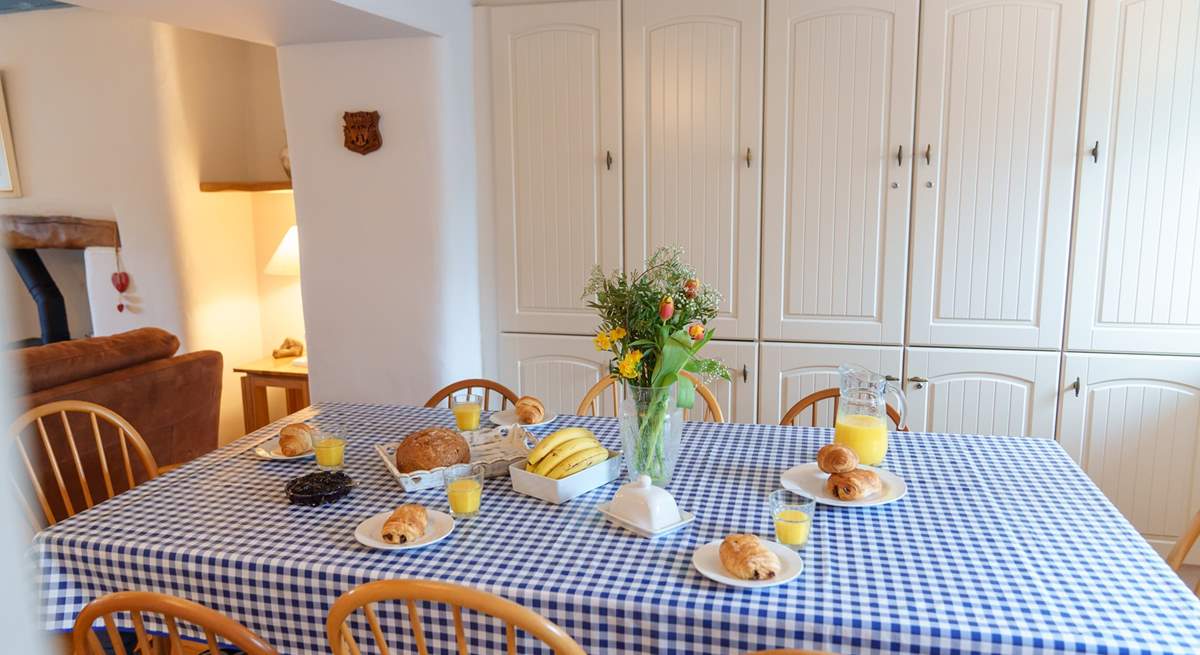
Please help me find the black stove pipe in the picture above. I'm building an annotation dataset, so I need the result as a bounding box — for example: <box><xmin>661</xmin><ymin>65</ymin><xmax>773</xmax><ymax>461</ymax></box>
<box><xmin>7</xmin><ymin>248</ymin><xmax>70</xmax><ymax>344</ymax></box>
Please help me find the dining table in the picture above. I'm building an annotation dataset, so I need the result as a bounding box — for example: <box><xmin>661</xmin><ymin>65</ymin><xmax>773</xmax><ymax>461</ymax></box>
<box><xmin>33</xmin><ymin>402</ymin><xmax>1200</xmax><ymax>654</ymax></box>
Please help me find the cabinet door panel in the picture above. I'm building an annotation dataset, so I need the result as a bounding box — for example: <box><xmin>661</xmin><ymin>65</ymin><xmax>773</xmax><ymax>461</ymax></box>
<box><xmin>905</xmin><ymin>347</ymin><xmax>1059</xmax><ymax>437</ymax></box>
<box><xmin>1060</xmin><ymin>354</ymin><xmax>1200</xmax><ymax>561</ymax></box>
<box><xmin>1067</xmin><ymin>0</ymin><xmax>1200</xmax><ymax>354</ymax></box>
<box><xmin>758</xmin><ymin>343</ymin><xmax>903</xmax><ymax>428</ymax></box>
<box><xmin>701</xmin><ymin>340</ymin><xmax>758</xmax><ymax>423</ymax></box>
<box><xmin>623</xmin><ymin>0</ymin><xmax>762</xmax><ymax>339</ymax></box>
<box><xmin>909</xmin><ymin>0</ymin><xmax>1086</xmax><ymax>348</ymax></box>
<box><xmin>491</xmin><ymin>1</ymin><xmax>622</xmax><ymax>334</ymax></box>
<box><xmin>498</xmin><ymin>334</ymin><xmax>611</xmax><ymax>417</ymax></box>
<box><xmin>761</xmin><ymin>0</ymin><xmax>918</xmax><ymax>344</ymax></box>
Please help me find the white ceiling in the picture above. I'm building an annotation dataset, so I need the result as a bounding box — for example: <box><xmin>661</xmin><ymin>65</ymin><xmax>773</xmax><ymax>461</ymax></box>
<box><xmin>67</xmin><ymin>0</ymin><xmax>429</xmax><ymax>46</ymax></box>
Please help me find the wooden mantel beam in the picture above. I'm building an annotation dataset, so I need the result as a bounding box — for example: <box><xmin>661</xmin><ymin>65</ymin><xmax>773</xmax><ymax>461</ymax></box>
<box><xmin>1</xmin><ymin>215</ymin><xmax>121</xmax><ymax>250</ymax></box>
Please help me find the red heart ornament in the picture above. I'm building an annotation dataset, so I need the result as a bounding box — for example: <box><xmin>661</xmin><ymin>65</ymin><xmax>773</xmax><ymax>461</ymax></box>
<box><xmin>111</xmin><ymin>271</ymin><xmax>130</xmax><ymax>293</ymax></box>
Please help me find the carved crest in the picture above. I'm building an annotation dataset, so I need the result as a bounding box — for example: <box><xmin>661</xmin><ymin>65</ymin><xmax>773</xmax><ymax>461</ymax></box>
<box><xmin>343</xmin><ymin>111</ymin><xmax>382</xmax><ymax>155</ymax></box>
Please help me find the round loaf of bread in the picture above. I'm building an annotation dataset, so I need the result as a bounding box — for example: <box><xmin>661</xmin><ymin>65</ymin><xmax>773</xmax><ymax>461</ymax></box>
<box><xmin>395</xmin><ymin>427</ymin><xmax>471</xmax><ymax>473</ymax></box>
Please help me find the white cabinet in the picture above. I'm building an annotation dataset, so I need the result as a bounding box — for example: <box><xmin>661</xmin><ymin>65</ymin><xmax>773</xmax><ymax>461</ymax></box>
<box><xmin>490</xmin><ymin>1</ymin><xmax>623</xmax><ymax>335</ymax></box>
<box><xmin>908</xmin><ymin>0</ymin><xmax>1087</xmax><ymax>349</ymax></box>
<box><xmin>758</xmin><ymin>343</ymin><xmax>903</xmax><ymax>427</ymax></box>
<box><xmin>700</xmin><ymin>340</ymin><xmax>759</xmax><ymax>423</ymax></box>
<box><xmin>760</xmin><ymin>0</ymin><xmax>918</xmax><ymax>345</ymax></box>
<box><xmin>1059</xmin><ymin>354</ymin><xmax>1200</xmax><ymax>559</ymax></box>
<box><xmin>622</xmin><ymin>0</ymin><xmax>763</xmax><ymax>339</ymax></box>
<box><xmin>905</xmin><ymin>347</ymin><xmax>1060</xmax><ymax>437</ymax></box>
<box><xmin>1066</xmin><ymin>0</ymin><xmax>1200</xmax><ymax>355</ymax></box>
<box><xmin>498</xmin><ymin>334</ymin><xmax>611</xmax><ymax>417</ymax></box>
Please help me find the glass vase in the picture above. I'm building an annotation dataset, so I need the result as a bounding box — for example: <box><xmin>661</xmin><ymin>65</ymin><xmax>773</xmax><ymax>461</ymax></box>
<box><xmin>619</xmin><ymin>382</ymin><xmax>684</xmax><ymax>486</ymax></box>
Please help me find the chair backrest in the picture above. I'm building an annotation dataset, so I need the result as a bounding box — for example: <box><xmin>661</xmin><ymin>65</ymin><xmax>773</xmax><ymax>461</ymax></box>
<box><xmin>576</xmin><ymin>372</ymin><xmax>725</xmax><ymax>422</ymax></box>
<box><xmin>8</xmin><ymin>399</ymin><xmax>159</xmax><ymax>529</ymax></box>
<box><xmin>1167</xmin><ymin>509</ymin><xmax>1200</xmax><ymax>595</ymax></box>
<box><xmin>779</xmin><ymin>388</ymin><xmax>906</xmax><ymax>431</ymax></box>
<box><xmin>326</xmin><ymin>579</ymin><xmax>586</xmax><ymax>655</ymax></box>
<box><xmin>425</xmin><ymin>378</ymin><xmax>519</xmax><ymax>411</ymax></box>
<box><xmin>72</xmin><ymin>591</ymin><xmax>279</xmax><ymax>655</ymax></box>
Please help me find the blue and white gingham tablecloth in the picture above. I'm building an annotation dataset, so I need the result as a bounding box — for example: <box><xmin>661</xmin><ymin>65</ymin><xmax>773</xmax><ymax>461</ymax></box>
<box><xmin>33</xmin><ymin>402</ymin><xmax>1200</xmax><ymax>654</ymax></box>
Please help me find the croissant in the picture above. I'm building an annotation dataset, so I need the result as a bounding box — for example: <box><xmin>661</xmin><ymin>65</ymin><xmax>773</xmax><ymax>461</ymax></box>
<box><xmin>816</xmin><ymin>443</ymin><xmax>858</xmax><ymax>474</ymax></box>
<box><xmin>278</xmin><ymin>423</ymin><xmax>316</xmax><ymax>456</ymax></box>
<box><xmin>381</xmin><ymin>504</ymin><xmax>427</xmax><ymax>544</ymax></box>
<box><xmin>719</xmin><ymin>534</ymin><xmax>781</xmax><ymax>581</ymax></box>
<box><xmin>514</xmin><ymin>396</ymin><xmax>545</xmax><ymax>424</ymax></box>
<box><xmin>825</xmin><ymin>469</ymin><xmax>882</xmax><ymax>501</ymax></box>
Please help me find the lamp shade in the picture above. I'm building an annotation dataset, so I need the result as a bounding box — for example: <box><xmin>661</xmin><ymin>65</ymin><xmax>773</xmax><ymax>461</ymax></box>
<box><xmin>265</xmin><ymin>225</ymin><xmax>300</xmax><ymax>276</ymax></box>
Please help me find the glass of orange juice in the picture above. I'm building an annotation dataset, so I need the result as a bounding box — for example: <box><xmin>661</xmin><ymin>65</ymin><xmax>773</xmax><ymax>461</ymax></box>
<box><xmin>314</xmin><ymin>425</ymin><xmax>347</xmax><ymax>471</ymax></box>
<box><xmin>450</xmin><ymin>393</ymin><xmax>482</xmax><ymax>431</ymax></box>
<box><xmin>444</xmin><ymin>463</ymin><xmax>484</xmax><ymax>519</ymax></box>
<box><xmin>769</xmin><ymin>489</ymin><xmax>814</xmax><ymax>549</ymax></box>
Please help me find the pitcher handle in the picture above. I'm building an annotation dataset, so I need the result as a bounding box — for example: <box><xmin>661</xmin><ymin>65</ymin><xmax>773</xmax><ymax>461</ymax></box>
<box><xmin>885</xmin><ymin>382</ymin><xmax>908</xmax><ymax>430</ymax></box>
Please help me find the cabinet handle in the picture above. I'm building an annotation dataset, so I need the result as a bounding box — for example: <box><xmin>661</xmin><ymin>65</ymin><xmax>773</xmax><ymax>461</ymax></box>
<box><xmin>896</xmin><ymin>145</ymin><xmax>903</xmax><ymax>167</ymax></box>
<box><xmin>1090</xmin><ymin>141</ymin><xmax>1099</xmax><ymax>163</ymax></box>
<box><xmin>923</xmin><ymin>144</ymin><xmax>932</xmax><ymax>165</ymax></box>
<box><xmin>1071</xmin><ymin>377</ymin><xmax>1081</xmax><ymax>397</ymax></box>
<box><xmin>745</xmin><ymin>147</ymin><xmax>752</xmax><ymax>168</ymax></box>
<box><xmin>606</xmin><ymin>151</ymin><xmax>613</xmax><ymax>170</ymax></box>
<box><xmin>884</xmin><ymin>375</ymin><xmax>899</xmax><ymax>382</ymax></box>
<box><xmin>742</xmin><ymin>364</ymin><xmax>749</xmax><ymax>383</ymax></box>
<box><xmin>908</xmin><ymin>376</ymin><xmax>928</xmax><ymax>390</ymax></box>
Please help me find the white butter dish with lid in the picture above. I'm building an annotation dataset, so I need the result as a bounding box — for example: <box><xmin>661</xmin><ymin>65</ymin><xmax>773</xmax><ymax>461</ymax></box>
<box><xmin>597</xmin><ymin>475</ymin><xmax>694</xmax><ymax>538</ymax></box>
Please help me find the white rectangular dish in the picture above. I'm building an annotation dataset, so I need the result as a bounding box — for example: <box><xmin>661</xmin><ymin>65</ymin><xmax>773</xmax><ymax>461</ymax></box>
<box><xmin>596</xmin><ymin>502</ymin><xmax>695</xmax><ymax>539</ymax></box>
<box><xmin>508</xmin><ymin>449</ymin><xmax>622</xmax><ymax>504</ymax></box>
<box><xmin>376</xmin><ymin>425</ymin><xmax>533</xmax><ymax>491</ymax></box>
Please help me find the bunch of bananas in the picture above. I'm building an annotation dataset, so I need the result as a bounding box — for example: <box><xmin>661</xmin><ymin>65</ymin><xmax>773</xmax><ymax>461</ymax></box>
<box><xmin>525</xmin><ymin>427</ymin><xmax>610</xmax><ymax>479</ymax></box>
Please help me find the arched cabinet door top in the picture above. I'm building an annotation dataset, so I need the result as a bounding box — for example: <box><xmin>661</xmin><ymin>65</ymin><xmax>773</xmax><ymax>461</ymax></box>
<box><xmin>489</xmin><ymin>0</ymin><xmax>622</xmax><ymax>335</ymax></box>
<box><xmin>623</xmin><ymin>0</ymin><xmax>764</xmax><ymax>340</ymax></box>
<box><xmin>908</xmin><ymin>0</ymin><xmax>1086</xmax><ymax>350</ymax></box>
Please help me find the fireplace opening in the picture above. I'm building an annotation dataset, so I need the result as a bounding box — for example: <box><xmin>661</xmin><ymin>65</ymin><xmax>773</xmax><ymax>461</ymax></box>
<box><xmin>7</xmin><ymin>248</ymin><xmax>71</xmax><ymax>347</ymax></box>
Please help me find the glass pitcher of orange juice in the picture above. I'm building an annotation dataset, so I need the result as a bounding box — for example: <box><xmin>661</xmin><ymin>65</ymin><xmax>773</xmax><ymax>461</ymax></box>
<box><xmin>833</xmin><ymin>364</ymin><xmax>906</xmax><ymax>465</ymax></box>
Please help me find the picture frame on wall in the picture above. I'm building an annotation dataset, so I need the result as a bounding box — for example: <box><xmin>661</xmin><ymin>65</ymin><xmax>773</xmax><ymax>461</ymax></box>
<box><xmin>0</xmin><ymin>74</ymin><xmax>21</xmax><ymax>198</ymax></box>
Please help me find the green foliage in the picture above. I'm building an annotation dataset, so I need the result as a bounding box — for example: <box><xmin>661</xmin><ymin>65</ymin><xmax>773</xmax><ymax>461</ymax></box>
<box><xmin>583</xmin><ymin>247</ymin><xmax>731</xmax><ymax>404</ymax></box>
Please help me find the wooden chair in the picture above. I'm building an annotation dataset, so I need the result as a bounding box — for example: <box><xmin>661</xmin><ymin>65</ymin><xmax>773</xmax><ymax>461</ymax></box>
<box><xmin>1167</xmin><ymin>509</ymin><xmax>1200</xmax><ymax>595</ymax></box>
<box><xmin>576</xmin><ymin>372</ymin><xmax>725</xmax><ymax>422</ymax></box>
<box><xmin>8</xmin><ymin>400</ymin><xmax>160</xmax><ymax>529</ymax></box>
<box><xmin>326</xmin><ymin>579</ymin><xmax>586</xmax><ymax>655</ymax></box>
<box><xmin>779</xmin><ymin>388</ymin><xmax>906</xmax><ymax>431</ymax></box>
<box><xmin>425</xmin><ymin>378</ymin><xmax>519</xmax><ymax>411</ymax></box>
<box><xmin>71</xmin><ymin>590</ymin><xmax>279</xmax><ymax>655</ymax></box>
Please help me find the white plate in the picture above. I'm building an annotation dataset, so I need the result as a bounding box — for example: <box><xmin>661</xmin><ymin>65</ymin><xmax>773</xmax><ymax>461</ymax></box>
<box><xmin>489</xmin><ymin>409</ymin><xmax>559</xmax><ymax>427</ymax></box>
<box><xmin>692</xmin><ymin>539</ymin><xmax>804</xmax><ymax>589</ymax></box>
<box><xmin>596</xmin><ymin>502</ymin><xmax>694</xmax><ymax>539</ymax></box>
<box><xmin>780</xmin><ymin>463</ymin><xmax>907</xmax><ymax>507</ymax></box>
<box><xmin>252</xmin><ymin>436</ymin><xmax>315</xmax><ymax>460</ymax></box>
<box><xmin>354</xmin><ymin>509</ymin><xmax>455</xmax><ymax>550</ymax></box>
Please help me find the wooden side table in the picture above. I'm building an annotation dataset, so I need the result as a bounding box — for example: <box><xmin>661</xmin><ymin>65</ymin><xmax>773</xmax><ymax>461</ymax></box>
<box><xmin>234</xmin><ymin>356</ymin><xmax>311</xmax><ymax>432</ymax></box>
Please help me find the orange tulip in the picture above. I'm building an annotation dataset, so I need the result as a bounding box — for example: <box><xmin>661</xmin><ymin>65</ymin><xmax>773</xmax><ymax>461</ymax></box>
<box><xmin>659</xmin><ymin>296</ymin><xmax>675</xmax><ymax>321</ymax></box>
<box><xmin>688</xmin><ymin>323</ymin><xmax>704</xmax><ymax>340</ymax></box>
<box><xmin>684</xmin><ymin>278</ymin><xmax>700</xmax><ymax>299</ymax></box>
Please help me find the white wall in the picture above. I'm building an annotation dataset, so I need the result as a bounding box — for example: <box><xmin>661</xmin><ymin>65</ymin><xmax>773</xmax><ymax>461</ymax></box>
<box><xmin>275</xmin><ymin>0</ymin><xmax>483</xmax><ymax>404</ymax></box>
<box><xmin>0</xmin><ymin>8</ymin><xmax>290</xmax><ymax>441</ymax></box>
<box><xmin>278</xmin><ymin>37</ymin><xmax>459</xmax><ymax>404</ymax></box>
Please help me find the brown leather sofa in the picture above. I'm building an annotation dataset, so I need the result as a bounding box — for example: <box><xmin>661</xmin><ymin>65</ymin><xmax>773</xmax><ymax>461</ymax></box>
<box><xmin>10</xmin><ymin>327</ymin><xmax>222</xmax><ymax>470</ymax></box>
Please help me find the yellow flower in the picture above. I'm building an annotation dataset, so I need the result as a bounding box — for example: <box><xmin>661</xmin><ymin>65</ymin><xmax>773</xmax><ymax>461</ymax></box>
<box><xmin>593</xmin><ymin>331</ymin><xmax>613</xmax><ymax>351</ymax></box>
<box><xmin>618</xmin><ymin>349</ymin><xmax>643</xmax><ymax>379</ymax></box>
<box><xmin>610</xmin><ymin>327</ymin><xmax>627</xmax><ymax>340</ymax></box>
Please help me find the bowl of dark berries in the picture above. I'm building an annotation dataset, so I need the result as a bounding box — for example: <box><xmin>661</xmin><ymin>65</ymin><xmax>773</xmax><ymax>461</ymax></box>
<box><xmin>285</xmin><ymin>471</ymin><xmax>355</xmax><ymax>506</ymax></box>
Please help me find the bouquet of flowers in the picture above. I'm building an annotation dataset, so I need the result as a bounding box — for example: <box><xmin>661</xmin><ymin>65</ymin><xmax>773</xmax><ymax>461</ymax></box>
<box><xmin>583</xmin><ymin>247</ymin><xmax>729</xmax><ymax>483</ymax></box>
